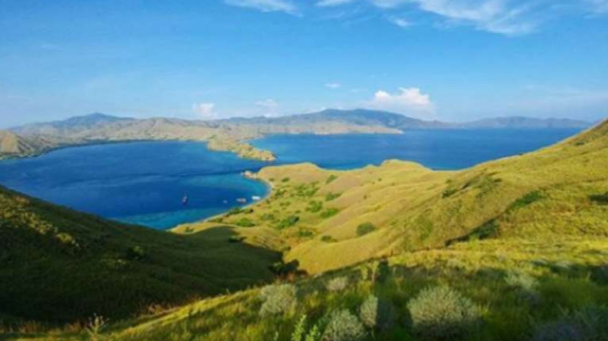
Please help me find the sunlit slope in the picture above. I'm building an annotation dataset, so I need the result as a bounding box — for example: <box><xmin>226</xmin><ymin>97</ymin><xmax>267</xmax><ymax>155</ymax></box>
<box><xmin>14</xmin><ymin>237</ymin><xmax>608</xmax><ymax>341</ymax></box>
<box><xmin>0</xmin><ymin>186</ymin><xmax>280</xmax><ymax>323</ymax></box>
<box><xmin>211</xmin><ymin>119</ymin><xmax>608</xmax><ymax>273</ymax></box>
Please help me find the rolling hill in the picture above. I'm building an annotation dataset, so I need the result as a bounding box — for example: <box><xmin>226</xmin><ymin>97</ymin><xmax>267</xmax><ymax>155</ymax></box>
<box><xmin>5</xmin><ymin>118</ymin><xmax>607</xmax><ymax>341</ymax></box>
<box><xmin>1</xmin><ymin>110</ymin><xmax>591</xmax><ymax>161</ymax></box>
<box><xmin>0</xmin><ymin>185</ymin><xmax>280</xmax><ymax>324</ymax></box>
<box><xmin>203</xmin><ymin>118</ymin><xmax>608</xmax><ymax>274</ymax></box>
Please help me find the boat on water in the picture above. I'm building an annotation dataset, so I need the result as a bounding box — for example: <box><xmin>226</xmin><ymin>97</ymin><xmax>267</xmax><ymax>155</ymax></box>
<box><xmin>182</xmin><ymin>194</ymin><xmax>189</xmax><ymax>205</ymax></box>
<box><xmin>236</xmin><ymin>198</ymin><xmax>247</xmax><ymax>204</ymax></box>
<box><xmin>252</xmin><ymin>196</ymin><xmax>261</xmax><ymax>201</ymax></box>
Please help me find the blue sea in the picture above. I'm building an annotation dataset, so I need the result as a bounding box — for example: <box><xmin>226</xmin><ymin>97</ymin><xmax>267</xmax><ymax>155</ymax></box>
<box><xmin>0</xmin><ymin>129</ymin><xmax>580</xmax><ymax>229</ymax></box>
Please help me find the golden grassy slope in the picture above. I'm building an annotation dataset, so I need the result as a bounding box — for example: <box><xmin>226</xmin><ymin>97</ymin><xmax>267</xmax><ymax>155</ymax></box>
<box><xmin>194</xmin><ymin>119</ymin><xmax>608</xmax><ymax>274</ymax></box>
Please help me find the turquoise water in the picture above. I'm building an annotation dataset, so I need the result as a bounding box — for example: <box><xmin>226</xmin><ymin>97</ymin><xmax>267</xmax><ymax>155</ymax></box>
<box><xmin>0</xmin><ymin>142</ymin><xmax>269</xmax><ymax>230</ymax></box>
<box><xmin>253</xmin><ymin>129</ymin><xmax>582</xmax><ymax>170</ymax></box>
<box><xmin>0</xmin><ymin>129</ymin><xmax>581</xmax><ymax>229</ymax></box>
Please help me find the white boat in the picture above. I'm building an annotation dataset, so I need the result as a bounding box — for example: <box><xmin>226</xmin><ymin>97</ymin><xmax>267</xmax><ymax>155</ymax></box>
<box><xmin>252</xmin><ymin>196</ymin><xmax>261</xmax><ymax>201</ymax></box>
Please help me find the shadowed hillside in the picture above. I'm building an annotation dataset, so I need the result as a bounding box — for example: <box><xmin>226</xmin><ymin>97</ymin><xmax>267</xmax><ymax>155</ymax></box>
<box><xmin>0</xmin><ymin>185</ymin><xmax>280</xmax><ymax>324</ymax></box>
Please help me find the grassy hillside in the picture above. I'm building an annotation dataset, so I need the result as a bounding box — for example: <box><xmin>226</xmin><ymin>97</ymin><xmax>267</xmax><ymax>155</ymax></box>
<box><xmin>2</xmin><ymin>119</ymin><xmax>607</xmax><ymax>341</ymax></box>
<box><xmin>197</xmin><ymin>119</ymin><xmax>608</xmax><ymax>274</ymax></box>
<box><xmin>10</xmin><ymin>237</ymin><xmax>608</xmax><ymax>341</ymax></box>
<box><xmin>0</xmin><ymin>185</ymin><xmax>280</xmax><ymax>325</ymax></box>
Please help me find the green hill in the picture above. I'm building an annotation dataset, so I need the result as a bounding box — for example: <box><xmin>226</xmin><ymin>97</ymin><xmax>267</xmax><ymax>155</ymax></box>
<box><xmin>2</xmin><ymin>119</ymin><xmax>607</xmax><ymax>341</ymax></box>
<box><xmin>0</xmin><ymin>185</ymin><xmax>280</xmax><ymax>325</ymax></box>
<box><xmin>202</xmin><ymin>119</ymin><xmax>608</xmax><ymax>274</ymax></box>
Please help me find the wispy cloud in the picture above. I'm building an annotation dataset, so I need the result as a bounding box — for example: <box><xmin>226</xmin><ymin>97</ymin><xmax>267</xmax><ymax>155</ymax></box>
<box><xmin>325</xmin><ymin>82</ymin><xmax>342</xmax><ymax>89</ymax></box>
<box><xmin>365</xmin><ymin>87</ymin><xmax>435</xmax><ymax>116</ymax></box>
<box><xmin>389</xmin><ymin>16</ymin><xmax>412</xmax><ymax>28</ymax></box>
<box><xmin>192</xmin><ymin>103</ymin><xmax>218</xmax><ymax>120</ymax></box>
<box><xmin>224</xmin><ymin>0</ymin><xmax>298</xmax><ymax>14</ymax></box>
<box><xmin>315</xmin><ymin>0</ymin><xmax>549</xmax><ymax>35</ymax></box>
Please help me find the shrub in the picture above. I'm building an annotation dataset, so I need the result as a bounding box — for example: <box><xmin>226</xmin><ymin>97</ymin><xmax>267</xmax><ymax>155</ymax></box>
<box><xmin>259</xmin><ymin>284</ymin><xmax>297</xmax><ymax>317</ymax></box>
<box><xmin>589</xmin><ymin>192</ymin><xmax>608</xmax><ymax>205</ymax></box>
<box><xmin>510</xmin><ymin>191</ymin><xmax>544</xmax><ymax>211</ymax></box>
<box><xmin>407</xmin><ymin>285</ymin><xmax>483</xmax><ymax>340</ymax></box>
<box><xmin>505</xmin><ymin>271</ymin><xmax>539</xmax><ymax>290</ymax></box>
<box><xmin>291</xmin><ymin>315</ymin><xmax>321</xmax><ymax>341</ymax></box>
<box><xmin>235</xmin><ymin>217</ymin><xmax>255</xmax><ymax>227</ymax></box>
<box><xmin>271</xmin><ymin>260</ymin><xmax>300</xmax><ymax>276</ymax></box>
<box><xmin>359</xmin><ymin>295</ymin><xmax>395</xmax><ymax>330</ymax></box>
<box><xmin>320</xmin><ymin>208</ymin><xmax>339</xmax><ymax>219</ymax></box>
<box><xmin>325</xmin><ymin>192</ymin><xmax>341</xmax><ymax>202</ymax></box>
<box><xmin>322</xmin><ymin>310</ymin><xmax>366</xmax><ymax>341</ymax></box>
<box><xmin>326</xmin><ymin>277</ymin><xmax>349</xmax><ymax>292</ymax></box>
<box><xmin>225</xmin><ymin>207</ymin><xmax>243</xmax><ymax>216</ymax></box>
<box><xmin>126</xmin><ymin>246</ymin><xmax>145</xmax><ymax>260</ymax></box>
<box><xmin>326</xmin><ymin>174</ymin><xmax>339</xmax><ymax>184</ymax></box>
<box><xmin>307</xmin><ymin>201</ymin><xmax>324</xmax><ymax>213</ymax></box>
<box><xmin>442</xmin><ymin>188</ymin><xmax>458</xmax><ymax>198</ymax></box>
<box><xmin>532</xmin><ymin>306</ymin><xmax>608</xmax><ymax>341</ymax></box>
<box><xmin>277</xmin><ymin>215</ymin><xmax>300</xmax><ymax>229</ymax></box>
<box><xmin>505</xmin><ymin>271</ymin><xmax>540</xmax><ymax>304</ymax></box>
<box><xmin>356</xmin><ymin>223</ymin><xmax>377</xmax><ymax>236</ymax></box>
<box><xmin>298</xmin><ymin>229</ymin><xmax>315</xmax><ymax>238</ymax></box>
<box><xmin>321</xmin><ymin>235</ymin><xmax>337</xmax><ymax>243</ymax></box>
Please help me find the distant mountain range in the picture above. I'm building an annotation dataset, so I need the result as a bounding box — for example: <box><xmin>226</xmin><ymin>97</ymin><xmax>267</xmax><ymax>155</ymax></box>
<box><xmin>221</xmin><ymin>109</ymin><xmax>591</xmax><ymax>130</ymax></box>
<box><xmin>0</xmin><ymin>109</ymin><xmax>594</xmax><ymax>160</ymax></box>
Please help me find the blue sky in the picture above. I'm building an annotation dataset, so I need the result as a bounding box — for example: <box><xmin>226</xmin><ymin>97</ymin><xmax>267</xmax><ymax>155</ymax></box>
<box><xmin>0</xmin><ymin>0</ymin><xmax>607</xmax><ymax>127</ymax></box>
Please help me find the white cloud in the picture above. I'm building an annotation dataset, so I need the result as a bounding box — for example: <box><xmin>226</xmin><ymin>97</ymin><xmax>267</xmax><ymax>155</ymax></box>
<box><xmin>389</xmin><ymin>17</ymin><xmax>412</xmax><ymax>28</ymax></box>
<box><xmin>256</xmin><ymin>99</ymin><xmax>279</xmax><ymax>109</ymax></box>
<box><xmin>366</xmin><ymin>87</ymin><xmax>435</xmax><ymax>115</ymax></box>
<box><xmin>325</xmin><ymin>82</ymin><xmax>342</xmax><ymax>89</ymax></box>
<box><xmin>224</xmin><ymin>0</ymin><xmax>298</xmax><ymax>14</ymax></box>
<box><xmin>317</xmin><ymin>0</ymin><xmax>539</xmax><ymax>35</ymax></box>
<box><xmin>192</xmin><ymin>103</ymin><xmax>218</xmax><ymax>120</ymax></box>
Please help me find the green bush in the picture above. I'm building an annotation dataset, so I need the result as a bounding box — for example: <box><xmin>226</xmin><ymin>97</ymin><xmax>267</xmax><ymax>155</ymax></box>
<box><xmin>277</xmin><ymin>215</ymin><xmax>300</xmax><ymax>229</ymax></box>
<box><xmin>359</xmin><ymin>294</ymin><xmax>395</xmax><ymax>330</ymax></box>
<box><xmin>259</xmin><ymin>284</ymin><xmax>297</xmax><ymax>317</ymax></box>
<box><xmin>320</xmin><ymin>208</ymin><xmax>339</xmax><ymax>219</ymax></box>
<box><xmin>126</xmin><ymin>246</ymin><xmax>146</xmax><ymax>260</ymax></box>
<box><xmin>307</xmin><ymin>201</ymin><xmax>324</xmax><ymax>213</ymax></box>
<box><xmin>505</xmin><ymin>271</ymin><xmax>540</xmax><ymax>302</ymax></box>
<box><xmin>235</xmin><ymin>217</ymin><xmax>255</xmax><ymax>227</ymax></box>
<box><xmin>322</xmin><ymin>310</ymin><xmax>366</xmax><ymax>341</ymax></box>
<box><xmin>326</xmin><ymin>174</ymin><xmax>339</xmax><ymax>184</ymax></box>
<box><xmin>509</xmin><ymin>191</ymin><xmax>544</xmax><ymax>211</ymax></box>
<box><xmin>356</xmin><ymin>223</ymin><xmax>377</xmax><ymax>236</ymax></box>
<box><xmin>326</xmin><ymin>276</ymin><xmax>349</xmax><ymax>292</ymax></box>
<box><xmin>407</xmin><ymin>285</ymin><xmax>483</xmax><ymax>340</ymax></box>
<box><xmin>321</xmin><ymin>235</ymin><xmax>337</xmax><ymax>243</ymax></box>
<box><xmin>589</xmin><ymin>192</ymin><xmax>608</xmax><ymax>205</ymax></box>
<box><xmin>291</xmin><ymin>315</ymin><xmax>321</xmax><ymax>341</ymax></box>
<box><xmin>225</xmin><ymin>207</ymin><xmax>243</xmax><ymax>216</ymax></box>
<box><xmin>325</xmin><ymin>193</ymin><xmax>341</xmax><ymax>202</ymax></box>
<box><xmin>442</xmin><ymin>188</ymin><xmax>458</xmax><ymax>198</ymax></box>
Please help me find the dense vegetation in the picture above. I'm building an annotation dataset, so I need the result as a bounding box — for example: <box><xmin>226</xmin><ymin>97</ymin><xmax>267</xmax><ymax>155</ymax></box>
<box><xmin>1</xmin><ymin>118</ymin><xmax>607</xmax><ymax>340</ymax></box>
